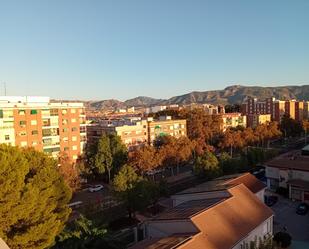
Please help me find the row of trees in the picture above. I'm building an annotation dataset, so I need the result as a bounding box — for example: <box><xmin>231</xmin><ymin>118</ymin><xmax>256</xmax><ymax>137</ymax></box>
<box><xmin>194</xmin><ymin>148</ymin><xmax>279</xmax><ymax>179</ymax></box>
<box><xmin>218</xmin><ymin>122</ymin><xmax>282</xmax><ymax>157</ymax></box>
<box><xmin>129</xmin><ymin>136</ymin><xmax>193</xmax><ymax>175</ymax></box>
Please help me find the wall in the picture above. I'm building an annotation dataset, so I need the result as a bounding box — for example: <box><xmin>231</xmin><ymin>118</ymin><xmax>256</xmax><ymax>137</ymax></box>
<box><xmin>232</xmin><ymin>217</ymin><xmax>273</xmax><ymax>249</ymax></box>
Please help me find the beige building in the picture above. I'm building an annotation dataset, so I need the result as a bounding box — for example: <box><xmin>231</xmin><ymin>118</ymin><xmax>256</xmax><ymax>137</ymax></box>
<box><xmin>247</xmin><ymin>114</ymin><xmax>271</xmax><ymax>128</ymax></box>
<box><xmin>147</xmin><ymin>116</ymin><xmax>187</xmax><ymax>144</ymax></box>
<box><xmin>220</xmin><ymin>113</ymin><xmax>246</xmax><ymax>131</ymax></box>
<box><xmin>131</xmin><ymin>173</ymin><xmax>272</xmax><ymax>249</ymax></box>
<box><xmin>87</xmin><ymin>116</ymin><xmax>187</xmax><ymax>150</ymax></box>
<box><xmin>0</xmin><ymin>96</ymin><xmax>86</xmax><ymax>161</ymax></box>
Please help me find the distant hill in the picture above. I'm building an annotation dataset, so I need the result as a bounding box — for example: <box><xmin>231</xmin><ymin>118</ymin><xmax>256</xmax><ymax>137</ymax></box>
<box><xmin>86</xmin><ymin>85</ymin><xmax>309</xmax><ymax>110</ymax></box>
<box><xmin>124</xmin><ymin>96</ymin><xmax>163</xmax><ymax>107</ymax></box>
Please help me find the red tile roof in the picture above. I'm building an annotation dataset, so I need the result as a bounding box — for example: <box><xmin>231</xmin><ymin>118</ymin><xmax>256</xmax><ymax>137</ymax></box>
<box><xmin>222</xmin><ymin>173</ymin><xmax>266</xmax><ymax>194</ymax></box>
<box><xmin>179</xmin><ymin>184</ymin><xmax>274</xmax><ymax>249</ymax></box>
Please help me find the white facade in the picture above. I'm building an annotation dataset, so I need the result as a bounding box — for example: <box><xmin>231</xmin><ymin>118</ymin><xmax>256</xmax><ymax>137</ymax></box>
<box><xmin>233</xmin><ymin>218</ymin><xmax>273</xmax><ymax>249</ymax></box>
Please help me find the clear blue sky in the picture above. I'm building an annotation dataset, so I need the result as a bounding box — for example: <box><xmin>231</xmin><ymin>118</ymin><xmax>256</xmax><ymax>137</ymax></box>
<box><xmin>0</xmin><ymin>0</ymin><xmax>308</xmax><ymax>100</ymax></box>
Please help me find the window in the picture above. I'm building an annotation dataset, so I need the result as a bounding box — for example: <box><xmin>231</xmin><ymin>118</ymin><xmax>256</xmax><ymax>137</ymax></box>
<box><xmin>31</xmin><ymin>130</ymin><xmax>38</xmax><ymax>135</ymax></box>
<box><xmin>63</xmin><ymin>128</ymin><xmax>68</xmax><ymax>132</ymax></box>
<box><xmin>63</xmin><ymin>137</ymin><xmax>68</xmax><ymax>142</ymax></box>
<box><xmin>19</xmin><ymin>131</ymin><xmax>27</xmax><ymax>136</ymax></box>
<box><xmin>72</xmin><ymin>136</ymin><xmax>77</xmax><ymax>141</ymax></box>
<box><xmin>5</xmin><ymin>135</ymin><xmax>10</xmax><ymax>140</ymax></box>
<box><xmin>20</xmin><ymin>120</ymin><xmax>26</xmax><ymax>126</ymax></box>
<box><xmin>62</xmin><ymin>109</ymin><xmax>67</xmax><ymax>114</ymax></box>
<box><xmin>64</xmin><ymin>147</ymin><xmax>69</xmax><ymax>151</ymax></box>
<box><xmin>62</xmin><ymin>119</ymin><xmax>68</xmax><ymax>125</ymax></box>
<box><xmin>72</xmin><ymin>145</ymin><xmax>77</xmax><ymax>151</ymax></box>
<box><xmin>71</xmin><ymin>118</ymin><xmax>76</xmax><ymax>123</ymax></box>
<box><xmin>32</xmin><ymin>141</ymin><xmax>38</xmax><ymax>146</ymax></box>
<box><xmin>20</xmin><ymin>141</ymin><xmax>27</xmax><ymax>147</ymax></box>
<box><xmin>72</xmin><ymin>155</ymin><xmax>78</xmax><ymax>160</ymax></box>
<box><xmin>72</xmin><ymin>127</ymin><xmax>77</xmax><ymax>132</ymax></box>
<box><xmin>18</xmin><ymin>110</ymin><xmax>25</xmax><ymax>115</ymax></box>
<box><xmin>50</xmin><ymin>109</ymin><xmax>58</xmax><ymax>116</ymax></box>
<box><xmin>30</xmin><ymin>109</ymin><xmax>37</xmax><ymax>115</ymax></box>
<box><xmin>0</xmin><ymin>109</ymin><xmax>3</xmax><ymax>118</ymax></box>
<box><xmin>71</xmin><ymin>109</ymin><xmax>76</xmax><ymax>113</ymax></box>
<box><xmin>31</xmin><ymin>120</ymin><xmax>37</xmax><ymax>125</ymax></box>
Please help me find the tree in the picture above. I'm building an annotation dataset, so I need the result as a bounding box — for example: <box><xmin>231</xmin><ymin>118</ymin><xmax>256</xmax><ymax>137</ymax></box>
<box><xmin>225</xmin><ymin>104</ymin><xmax>241</xmax><ymax>113</ymax></box>
<box><xmin>108</xmin><ymin>133</ymin><xmax>127</xmax><ymax>174</ymax></box>
<box><xmin>218</xmin><ymin>152</ymin><xmax>237</xmax><ymax>174</ymax></box>
<box><xmin>54</xmin><ymin>215</ymin><xmax>121</xmax><ymax>249</ymax></box>
<box><xmin>88</xmin><ymin>134</ymin><xmax>127</xmax><ymax>182</ymax></box>
<box><xmin>113</xmin><ymin>165</ymin><xmax>143</xmax><ymax>218</ymax></box>
<box><xmin>129</xmin><ymin>145</ymin><xmax>161</xmax><ymax>174</ymax></box>
<box><xmin>159</xmin><ymin>136</ymin><xmax>193</xmax><ymax>175</ymax></box>
<box><xmin>0</xmin><ymin>145</ymin><xmax>71</xmax><ymax>249</ymax></box>
<box><xmin>58</xmin><ymin>153</ymin><xmax>81</xmax><ymax>192</ymax></box>
<box><xmin>219</xmin><ymin>129</ymin><xmax>244</xmax><ymax>157</ymax></box>
<box><xmin>184</xmin><ymin>109</ymin><xmax>222</xmax><ymax>155</ymax></box>
<box><xmin>273</xmin><ymin>231</ymin><xmax>292</xmax><ymax>248</ymax></box>
<box><xmin>113</xmin><ymin>165</ymin><xmax>164</xmax><ymax>218</ymax></box>
<box><xmin>280</xmin><ymin>114</ymin><xmax>303</xmax><ymax>137</ymax></box>
<box><xmin>303</xmin><ymin>119</ymin><xmax>309</xmax><ymax>144</ymax></box>
<box><xmin>194</xmin><ymin>151</ymin><xmax>220</xmax><ymax>178</ymax></box>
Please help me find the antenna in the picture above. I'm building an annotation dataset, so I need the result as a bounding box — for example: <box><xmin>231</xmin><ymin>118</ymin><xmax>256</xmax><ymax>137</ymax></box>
<box><xmin>2</xmin><ymin>82</ymin><xmax>7</xmax><ymax>96</ymax></box>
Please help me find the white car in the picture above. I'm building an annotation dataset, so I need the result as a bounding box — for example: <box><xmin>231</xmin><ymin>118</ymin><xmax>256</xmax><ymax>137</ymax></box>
<box><xmin>89</xmin><ymin>184</ymin><xmax>104</xmax><ymax>192</ymax></box>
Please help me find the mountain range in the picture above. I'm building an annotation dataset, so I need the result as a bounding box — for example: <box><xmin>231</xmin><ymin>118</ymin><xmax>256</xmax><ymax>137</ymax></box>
<box><xmin>86</xmin><ymin>85</ymin><xmax>309</xmax><ymax>111</ymax></box>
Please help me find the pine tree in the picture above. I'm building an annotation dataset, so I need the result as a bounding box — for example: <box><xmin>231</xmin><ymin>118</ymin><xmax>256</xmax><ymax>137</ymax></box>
<box><xmin>0</xmin><ymin>144</ymin><xmax>72</xmax><ymax>249</ymax></box>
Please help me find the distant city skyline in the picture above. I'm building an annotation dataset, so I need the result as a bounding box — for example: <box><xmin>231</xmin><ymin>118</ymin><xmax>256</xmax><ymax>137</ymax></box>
<box><xmin>0</xmin><ymin>0</ymin><xmax>309</xmax><ymax>100</ymax></box>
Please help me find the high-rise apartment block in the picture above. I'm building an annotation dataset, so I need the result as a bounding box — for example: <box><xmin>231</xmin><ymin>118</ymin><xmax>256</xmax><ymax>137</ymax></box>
<box><xmin>242</xmin><ymin>97</ymin><xmax>309</xmax><ymax>122</ymax></box>
<box><xmin>0</xmin><ymin>96</ymin><xmax>86</xmax><ymax>161</ymax></box>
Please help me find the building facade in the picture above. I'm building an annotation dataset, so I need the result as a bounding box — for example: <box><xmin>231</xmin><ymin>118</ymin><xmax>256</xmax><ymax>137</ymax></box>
<box><xmin>147</xmin><ymin>116</ymin><xmax>187</xmax><ymax>144</ymax></box>
<box><xmin>220</xmin><ymin>113</ymin><xmax>247</xmax><ymax>131</ymax></box>
<box><xmin>265</xmin><ymin>147</ymin><xmax>309</xmax><ymax>203</ymax></box>
<box><xmin>246</xmin><ymin>114</ymin><xmax>271</xmax><ymax>128</ymax></box>
<box><xmin>87</xmin><ymin>116</ymin><xmax>187</xmax><ymax>149</ymax></box>
<box><xmin>0</xmin><ymin>96</ymin><xmax>86</xmax><ymax>161</ymax></box>
<box><xmin>242</xmin><ymin>97</ymin><xmax>309</xmax><ymax>122</ymax></box>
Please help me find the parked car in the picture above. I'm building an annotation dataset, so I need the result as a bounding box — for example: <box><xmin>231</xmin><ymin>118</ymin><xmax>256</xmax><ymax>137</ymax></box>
<box><xmin>264</xmin><ymin>195</ymin><xmax>278</xmax><ymax>207</ymax></box>
<box><xmin>89</xmin><ymin>184</ymin><xmax>104</xmax><ymax>193</ymax></box>
<box><xmin>296</xmin><ymin>203</ymin><xmax>308</xmax><ymax>215</ymax></box>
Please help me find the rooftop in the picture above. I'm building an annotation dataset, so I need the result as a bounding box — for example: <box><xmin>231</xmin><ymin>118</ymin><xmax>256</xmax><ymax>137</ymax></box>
<box><xmin>266</xmin><ymin>150</ymin><xmax>309</xmax><ymax>172</ymax></box>
<box><xmin>129</xmin><ymin>233</ymin><xmax>194</xmax><ymax>249</ymax></box>
<box><xmin>176</xmin><ymin>173</ymin><xmax>266</xmax><ymax>195</ymax></box>
<box><xmin>153</xmin><ymin>197</ymin><xmax>228</xmax><ymax>221</ymax></box>
<box><xmin>133</xmin><ymin>184</ymin><xmax>273</xmax><ymax>249</ymax></box>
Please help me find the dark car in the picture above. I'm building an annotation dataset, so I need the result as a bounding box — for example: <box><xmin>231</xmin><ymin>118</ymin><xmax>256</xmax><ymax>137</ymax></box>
<box><xmin>264</xmin><ymin>195</ymin><xmax>278</xmax><ymax>207</ymax></box>
<box><xmin>296</xmin><ymin>203</ymin><xmax>309</xmax><ymax>215</ymax></box>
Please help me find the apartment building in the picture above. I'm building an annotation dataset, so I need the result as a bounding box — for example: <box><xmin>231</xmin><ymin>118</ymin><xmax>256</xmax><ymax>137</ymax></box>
<box><xmin>131</xmin><ymin>173</ymin><xmax>272</xmax><ymax>249</ymax></box>
<box><xmin>0</xmin><ymin>96</ymin><xmax>86</xmax><ymax>161</ymax></box>
<box><xmin>220</xmin><ymin>113</ymin><xmax>247</xmax><ymax>131</ymax></box>
<box><xmin>242</xmin><ymin>97</ymin><xmax>309</xmax><ymax>122</ymax></box>
<box><xmin>87</xmin><ymin>116</ymin><xmax>187</xmax><ymax>149</ymax></box>
<box><xmin>87</xmin><ymin>119</ymin><xmax>148</xmax><ymax>150</ymax></box>
<box><xmin>246</xmin><ymin>114</ymin><xmax>271</xmax><ymax>128</ymax></box>
<box><xmin>147</xmin><ymin>116</ymin><xmax>187</xmax><ymax>144</ymax></box>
